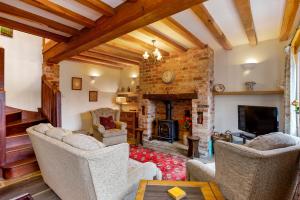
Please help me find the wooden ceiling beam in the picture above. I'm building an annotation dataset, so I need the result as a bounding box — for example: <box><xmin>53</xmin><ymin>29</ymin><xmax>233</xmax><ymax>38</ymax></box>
<box><xmin>74</xmin><ymin>0</ymin><xmax>115</xmax><ymax>16</ymax></box>
<box><xmin>20</xmin><ymin>0</ymin><xmax>95</xmax><ymax>28</ymax></box>
<box><xmin>43</xmin><ymin>40</ymin><xmax>58</xmax><ymax>53</ymax></box>
<box><xmin>233</xmin><ymin>0</ymin><xmax>258</xmax><ymax>46</ymax></box>
<box><xmin>160</xmin><ymin>17</ymin><xmax>206</xmax><ymax>48</ymax></box>
<box><xmin>191</xmin><ymin>4</ymin><xmax>232</xmax><ymax>50</ymax></box>
<box><xmin>81</xmin><ymin>51</ymin><xmax>137</xmax><ymax>66</ymax></box>
<box><xmin>95</xmin><ymin>44</ymin><xmax>143</xmax><ymax>61</ymax></box>
<box><xmin>0</xmin><ymin>2</ymin><xmax>79</xmax><ymax>36</ymax></box>
<box><xmin>119</xmin><ymin>34</ymin><xmax>170</xmax><ymax>56</ymax></box>
<box><xmin>0</xmin><ymin>17</ymin><xmax>67</xmax><ymax>42</ymax></box>
<box><xmin>88</xmin><ymin>49</ymin><xmax>140</xmax><ymax>65</ymax></box>
<box><xmin>138</xmin><ymin>27</ymin><xmax>187</xmax><ymax>52</ymax></box>
<box><xmin>71</xmin><ymin>55</ymin><xmax>123</xmax><ymax>69</ymax></box>
<box><xmin>43</xmin><ymin>0</ymin><xmax>206</xmax><ymax>63</ymax></box>
<box><xmin>279</xmin><ymin>0</ymin><xmax>300</xmax><ymax>41</ymax></box>
<box><xmin>79</xmin><ymin>52</ymin><xmax>123</xmax><ymax>66</ymax></box>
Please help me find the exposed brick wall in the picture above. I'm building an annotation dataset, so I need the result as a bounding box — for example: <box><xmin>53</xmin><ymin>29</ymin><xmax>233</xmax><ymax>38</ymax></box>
<box><xmin>139</xmin><ymin>48</ymin><xmax>214</xmax><ymax>155</ymax></box>
<box><xmin>42</xmin><ymin>62</ymin><xmax>60</xmax><ymax>88</ymax></box>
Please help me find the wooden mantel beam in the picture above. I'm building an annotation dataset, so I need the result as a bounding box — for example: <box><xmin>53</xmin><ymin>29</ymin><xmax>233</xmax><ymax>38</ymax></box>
<box><xmin>191</xmin><ymin>4</ymin><xmax>232</xmax><ymax>50</ymax></box>
<box><xmin>44</xmin><ymin>0</ymin><xmax>206</xmax><ymax>63</ymax></box>
<box><xmin>280</xmin><ymin>0</ymin><xmax>300</xmax><ymax>41</ymax></box>
<box><xmin>233</xmin><ymin>0</ymin><xmax>258</xmax><ymax>46</ymax></box>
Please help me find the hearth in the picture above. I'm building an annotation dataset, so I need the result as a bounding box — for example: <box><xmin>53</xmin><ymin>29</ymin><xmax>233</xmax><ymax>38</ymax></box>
<box><xmin>157</xmin><ymin>101</ymin><xmax>179</xmax><ymax>143</ymax></box>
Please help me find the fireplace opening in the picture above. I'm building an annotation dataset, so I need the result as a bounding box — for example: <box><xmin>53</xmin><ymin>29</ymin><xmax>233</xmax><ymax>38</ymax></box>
<box><xmin>157</xmin><ymin>101</ymin><xmax>179</xmax><ymax>143</ymax></box>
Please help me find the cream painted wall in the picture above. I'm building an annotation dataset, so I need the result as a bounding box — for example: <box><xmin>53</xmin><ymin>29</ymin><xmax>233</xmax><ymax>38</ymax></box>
<box><xmin>2</xmin><ymin>31</ymin><xmax>43</xmax><ymax>111</ymax></box>
<box><xmin>60</xmin><ymin>61</ymin><xmax>121</xmax><ymax>131</ymax></box>
<box><xmin>214</xmin><ymin>39</ymin><xmax>287</xmax><ymax>133</ymax></box>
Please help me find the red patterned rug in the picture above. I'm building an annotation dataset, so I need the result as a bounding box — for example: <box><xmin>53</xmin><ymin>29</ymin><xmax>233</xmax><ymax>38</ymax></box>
<box><xmin>129</xmin><ymin>145</ymin><xmax>188</xmax><ymax>180</ymax></box>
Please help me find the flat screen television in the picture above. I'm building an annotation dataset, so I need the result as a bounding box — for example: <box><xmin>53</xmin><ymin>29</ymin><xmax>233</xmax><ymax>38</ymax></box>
<box><xmin>238</xmin><ymin>105</ymin><xmax>278</xmax><ymax>136</ymax></box>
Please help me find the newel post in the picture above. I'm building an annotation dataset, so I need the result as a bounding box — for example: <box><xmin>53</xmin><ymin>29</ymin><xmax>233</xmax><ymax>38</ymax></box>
<box><xmin>0</xmin><ymin>47</ymin><xmax>6</xmax><ymax>168</ymax></box>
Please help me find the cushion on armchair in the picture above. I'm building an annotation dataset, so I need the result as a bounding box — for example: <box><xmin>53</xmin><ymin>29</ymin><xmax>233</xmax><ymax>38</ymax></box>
<box><xmin>100</xmin><ymin>116</ymin><xmax>116</xmax><ymax>130</ymax></box>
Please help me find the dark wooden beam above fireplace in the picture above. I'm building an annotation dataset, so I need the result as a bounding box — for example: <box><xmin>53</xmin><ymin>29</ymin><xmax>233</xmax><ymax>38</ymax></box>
<box><xmin>143</xmin><ymin>93</ymin><xmax>197</xmax><ymax>101</ymax></box>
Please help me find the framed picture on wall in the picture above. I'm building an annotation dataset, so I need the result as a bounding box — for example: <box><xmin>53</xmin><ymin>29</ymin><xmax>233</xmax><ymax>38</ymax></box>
<box><xmin>72</xmin><ymin>77</ymin><xmax>82</xmax><ymax>90</ymax></box>
<box><xmin>89</xmin><ymin>91</ymin><xmax>98</xmax><ymax>102</ymax></box>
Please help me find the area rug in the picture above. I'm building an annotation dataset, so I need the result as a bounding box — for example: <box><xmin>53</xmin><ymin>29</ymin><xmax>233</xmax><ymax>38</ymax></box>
<box><xmin>129</xmin><ymin>145</ymin><xmax>188</xmax><ymax>180</ymax></box>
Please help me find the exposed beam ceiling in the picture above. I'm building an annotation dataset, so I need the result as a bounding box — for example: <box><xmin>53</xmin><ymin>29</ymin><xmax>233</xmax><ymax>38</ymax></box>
<box><xmin>88</xmin><ymin>49</ymin><xmax>140</xmax><ymax>65</ymax></box>
<box><xmin>160</xmin><ymin>17</ymin><xmax>206</xmax><ymax>48</ymax></box>
<box><xmin>0</xmin><ymin>2</ymin><xmax>78</xmax><ymax>36</ymax></box>
<box><xmin>137</xmin><ymin>27</ymin><xmax>187</xmax><ymax>52</ymax></box>
<box><xmin>43</xmin><ymin>40</ymin><xmax>58</xmax><ymax>53</ymax></box>
<box><xmin>0</xmin><ymin>17</ymin><xmax>67</xmax><ymax>42</ymax></box>
<box><xmin>233</xmin><ymin>0</ymin><xmax>258</xmax><ymax>46</ymax></box>
<box><xmin>43</xmin><ymin>0</ymin><xmax>206</xmax><ymax>63</ymax></box>
<box><xmin>119</xmin><ymin>34</ymin><xmax>170</xmax><ymax>56</ymax></box>
<box><xmin>20</xmin><ymin>0</ymin><xmax>95</xmax><ymax>28</ymax></box>
<box><xmin>95</xmin><ymin>44</ymin><xmax>142</xmax><ymax>61</ymax></box>
<box><xmin>69</xmin><ymin>56</ymin><xmax>123</xmax><ymax>70</ymax></box>
<box><xmin>191</xmin><ymin>4</ymin><xmax>232</xmax><ymax>50</ymax></box>
<box><xmin>74</xmin><ymin>0</ymin><xmax>115</xmax><ymax>16</ymax></box>
<box><xmin>280</xmin><ymin>0</ymin><xmax>300</xmax><ymax>41</ymax></box>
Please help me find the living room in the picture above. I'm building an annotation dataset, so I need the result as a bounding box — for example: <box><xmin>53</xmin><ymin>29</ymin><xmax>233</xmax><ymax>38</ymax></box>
<box><xmin>0</xmin><ymin>0</ymin><xmax>299</xmax><ymax>200</ymax></box>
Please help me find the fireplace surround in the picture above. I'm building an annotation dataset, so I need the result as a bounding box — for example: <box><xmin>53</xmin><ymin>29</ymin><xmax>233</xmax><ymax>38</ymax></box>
<box><xmin>138</xmin><ymin>48</ymin><xmax>214</xmax><ymax>156</ymax></box>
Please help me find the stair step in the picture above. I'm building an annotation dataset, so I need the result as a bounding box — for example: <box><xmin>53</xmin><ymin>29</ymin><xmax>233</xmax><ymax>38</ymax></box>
<box><xmin>5</xmin><ymin>106</ymin><xmax>22</xmax><ymax>124</ymax></box>
<box><xmin>6</xmin><ymin>144</ymin><xmax>34</xmax><ymax>163</ymax></box>
<box><xmin>6</xmin><ymin>118</ymin><xmax>47</xmax><ymax>136</ymax></box>
<box><xmin>2</xmin><ymin>157</ymin><xmax>39</xmax><ymax>179</ymax></box>
<box><xmin>6</xmin><ymin>132</ymin><xmax>31</xmax><ymax>149</ymax></box>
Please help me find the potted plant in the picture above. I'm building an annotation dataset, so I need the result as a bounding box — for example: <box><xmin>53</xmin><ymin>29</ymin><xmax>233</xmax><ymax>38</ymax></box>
<box><xmin>292</xmin><ymin>100</ymin><xmax>299</xmax><ymax>114</ymax></box>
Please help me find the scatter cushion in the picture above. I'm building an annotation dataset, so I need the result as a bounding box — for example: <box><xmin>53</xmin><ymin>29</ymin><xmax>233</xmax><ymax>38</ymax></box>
<box><xmin>33</xmin><ymin>123</ymin><xmax>54</xmax><ymax>134</ymax></box>
<box><xmin>63</xmin><ymin>134</ymin><xmax>105</xmax><ymax>150</ymax></box>
<box><xmin>245</xmin><ymin>132</ymin><xmax>297</xmax><ymax>151</ymax></box>
<box><xmin>46</xmin><ymin>127</ymin><xmax>72</xmax><ymax>141</ymax></box>
<box><xmin>99</xmin><ymin>116</ymin><xmax>116</xmax><ymax>130</ymax></box>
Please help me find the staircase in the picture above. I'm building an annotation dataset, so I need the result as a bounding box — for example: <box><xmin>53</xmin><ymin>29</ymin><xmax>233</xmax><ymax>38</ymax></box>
<box><xmin>1</xmin><ymin>106</ymin><xmax>47</xmax><ymax>179</ymax></box>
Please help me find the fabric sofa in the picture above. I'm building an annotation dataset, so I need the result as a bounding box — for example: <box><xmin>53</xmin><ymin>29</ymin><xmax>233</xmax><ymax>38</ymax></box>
<box><xmin>91</xmin><ymin>108</ymin><xmax>127</xmax><ymax>146</ymax></box>
<box><xmin>27</xmin><ymin>124</ymin><xmax>162</xmax><ymax>200</ymax></box>
<box><xmin>186</xmin><ymin>138</ymin><xmax>300</xmax><ymax>200</ymax></box>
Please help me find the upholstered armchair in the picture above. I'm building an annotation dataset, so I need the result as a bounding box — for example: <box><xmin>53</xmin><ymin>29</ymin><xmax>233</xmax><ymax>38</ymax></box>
<box><xmin>91</xmin><ymin>108</ymin><xmax>127</xmax><ymax>146</ymax></box>
<box><xmin>186</xmin><ymin>140</ymin><xmax>300</xmax><ymax>200</ymax></box>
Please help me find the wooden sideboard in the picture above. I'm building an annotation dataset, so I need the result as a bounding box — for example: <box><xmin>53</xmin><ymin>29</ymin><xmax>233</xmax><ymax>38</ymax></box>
<box><xmin>120</xmin><ymin>111</ymin><xmax>138</xmax><ymax>136</ymax></box>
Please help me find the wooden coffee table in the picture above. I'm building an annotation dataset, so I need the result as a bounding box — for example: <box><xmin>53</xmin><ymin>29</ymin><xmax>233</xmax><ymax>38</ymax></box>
<box><xmin>136</xmin><ymin>180</ymin><xmax>225</xmax><ymax>200</ymax></box>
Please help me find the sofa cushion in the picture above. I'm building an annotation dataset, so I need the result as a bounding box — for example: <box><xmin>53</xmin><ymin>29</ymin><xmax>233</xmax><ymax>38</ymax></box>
<box><xmin>33</xmin><ymin>123</ymin><xmax>54</xmax><ymax>134</ymax></box>
<box><xmin>245</xmin><ymin>132</ymin><xmax>297</xmax><ymax>150</ymax></box>
<box><xmin>46</xmin><ymin>127</ymin><xmax>72</xmax><ymax>141</ymax></box>
<box><xmin>100</xmin><ymin>116</ymin><xmax>116</xmax><ymax>130</ymax></box>
<box><xmin>63</xmin><ymin>134</ymin><xmax>105</xmax><ymax>150</ymax></box>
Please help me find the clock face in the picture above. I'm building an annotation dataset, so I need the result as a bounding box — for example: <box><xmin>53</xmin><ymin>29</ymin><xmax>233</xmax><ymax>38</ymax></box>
<box><xmin>162</xmin><ymin>71</ymin><xmax>175</xmax><ymax>84</ymax></box>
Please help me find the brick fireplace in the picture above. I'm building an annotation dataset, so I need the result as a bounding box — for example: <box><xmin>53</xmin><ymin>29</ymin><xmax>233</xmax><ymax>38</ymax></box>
<box><xmin>138</xmin><ymin>48</ymin><xmax>214</xmax><ymax>156</ymax></box>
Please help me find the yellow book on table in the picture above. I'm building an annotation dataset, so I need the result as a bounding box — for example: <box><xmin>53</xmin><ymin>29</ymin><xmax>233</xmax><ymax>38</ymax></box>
<box><xmin>168</xmin><ymin>187</ymin><xmax>186</xmax><ymax>200</ymax></box>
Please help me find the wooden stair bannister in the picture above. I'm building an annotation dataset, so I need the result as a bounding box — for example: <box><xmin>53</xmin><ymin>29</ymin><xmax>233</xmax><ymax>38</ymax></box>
<box><xmin>41</xmin><ymin>75</ymin><xmax>61</xmax><ymax>127</ymax></box>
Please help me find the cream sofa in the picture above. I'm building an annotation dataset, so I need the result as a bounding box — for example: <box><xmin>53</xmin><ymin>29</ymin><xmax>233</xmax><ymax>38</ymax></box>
<box><xmin>186</xmin><ymin>139</ymin><xmax>300</xmax><ymax>200</ymax></box>
<box><xmin>27</xmin><ymin>125</ymin><xmax>162</xmax><ymax>200</ymax></box>
<box><xmin>91</xmin><ymin>108</ymin><xmax>127</xmax><ymax>146</ymax></box>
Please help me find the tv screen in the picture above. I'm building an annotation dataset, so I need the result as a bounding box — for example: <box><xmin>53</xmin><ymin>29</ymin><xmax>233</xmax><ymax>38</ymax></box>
<box><xmin>238</xmin><ymin>105</ymin><xmax>278</xmax><ymax>136</ymax></box>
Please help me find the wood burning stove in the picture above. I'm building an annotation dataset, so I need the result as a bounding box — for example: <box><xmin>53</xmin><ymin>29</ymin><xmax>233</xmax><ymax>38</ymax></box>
<box><xmin>157</xmin><ymin>101</ymin><xmax>179</xmax><ymax>143</ymax></box>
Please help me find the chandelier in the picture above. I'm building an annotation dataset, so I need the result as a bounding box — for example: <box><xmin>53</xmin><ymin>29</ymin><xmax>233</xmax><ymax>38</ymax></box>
<box><xmin>142</xmin><ymin>40</ymin><xmax>163</xmax><ymax>65</ymax></box>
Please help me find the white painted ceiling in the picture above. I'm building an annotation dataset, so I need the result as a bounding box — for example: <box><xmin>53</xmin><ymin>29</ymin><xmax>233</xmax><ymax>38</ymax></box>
<box><xmin>0</xmin><ymin>0</ymin><xmax>298</xmax><ymax>50</ymax></box>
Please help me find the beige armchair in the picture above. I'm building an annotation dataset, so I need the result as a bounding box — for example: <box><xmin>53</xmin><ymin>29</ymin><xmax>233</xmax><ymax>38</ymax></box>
<box><xmin>186</xmin><ymin>140</ymin><xmax>300</xmax><ymax>200</ymax></box>
<box><xmin>91</xmin><ymin>108</ymin><xmax>127</xmax><ymax>146</ymax></box>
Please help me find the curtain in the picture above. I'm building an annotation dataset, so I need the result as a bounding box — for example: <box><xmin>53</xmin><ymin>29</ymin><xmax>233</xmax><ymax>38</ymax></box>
<box><xmin>284</xmin><ymin>46</ymin><xmax>300</xmax><ymax>136</ymax></box>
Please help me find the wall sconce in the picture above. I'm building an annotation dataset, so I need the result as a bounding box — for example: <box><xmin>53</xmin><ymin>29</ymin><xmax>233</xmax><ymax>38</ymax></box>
<box><xmin>241</xmin><ymin>63</ymin><xmax>256</xmax><ymax>70</ymax></box>
<box><xmin>131</xmin><ymin>74</ymin><xmax>138</xmax><ymax>85</ymax></box>
<box><xmin>89</xmin><ymin>75</ymin><xmax>99</xmax><ymax>84</ymax></box>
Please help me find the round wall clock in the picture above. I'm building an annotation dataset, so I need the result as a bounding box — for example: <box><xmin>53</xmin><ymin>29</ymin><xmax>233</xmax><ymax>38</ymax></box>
<box><xmin>213</xmin><ymin>84</ymin><xmax>225</xmax><ymax>92</ymax></box>
<box><xmin>162</xmin><ymin>70</ymin><xmax>175</xmax><ymax>84</ymax></box>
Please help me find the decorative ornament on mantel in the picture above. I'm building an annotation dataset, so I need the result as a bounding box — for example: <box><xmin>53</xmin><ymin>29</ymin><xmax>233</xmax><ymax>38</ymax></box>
<box><xmin>142</xmin><ymin>40</ymin><xmax>163</xmax><ymax>65</ymax></box>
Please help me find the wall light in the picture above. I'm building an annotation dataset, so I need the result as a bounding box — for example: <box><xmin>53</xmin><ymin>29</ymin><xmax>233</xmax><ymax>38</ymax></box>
<box><xmin>89</xmin><ymin>75</ymin><xmax>99</xmax><ymax>84</ymax></box>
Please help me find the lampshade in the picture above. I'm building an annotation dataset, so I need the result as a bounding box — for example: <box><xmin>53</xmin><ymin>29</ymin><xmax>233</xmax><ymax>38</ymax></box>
<box><xmin>116</xmin><ymin>96</ymin><xmax>127</xmax><ymax>104</ymax></box>
<box><xmin>241</xmin><ymin>63</ymin><xmax>256</xmax><ymax>70</ymax></box>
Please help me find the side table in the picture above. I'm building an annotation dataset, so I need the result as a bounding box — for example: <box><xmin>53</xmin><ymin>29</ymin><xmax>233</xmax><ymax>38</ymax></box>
<box><xmin>187</xmin><ymin>136</ymin><xmax>200</xmax><ymax>158</ymax></box>
<box><xmin>135</xmin><ymin>128</ymin><xmax>145</xmax><ymax>146</ymax></box>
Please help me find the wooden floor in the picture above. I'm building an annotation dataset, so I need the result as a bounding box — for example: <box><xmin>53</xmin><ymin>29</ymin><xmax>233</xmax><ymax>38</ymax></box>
<box><xmin>0</xmin><ymin>173</ymin><xmax>60</xmax><ymax>200</ymax></box>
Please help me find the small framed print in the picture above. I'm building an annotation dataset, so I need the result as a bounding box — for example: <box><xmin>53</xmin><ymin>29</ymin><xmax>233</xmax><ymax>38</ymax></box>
<box><xmin>0</xmin><ymin>26</ymin><xmax>13</xmax><ymax>38</ymax></box>
<box><xmin>89</xmin><ymin>91</ymin><xmax>98</xmax><ymax>102</ymax></box>
<box><xmin>72</xmin><ymin>77</ymin><xmax>82</xmax><ymax>90</ymax></box>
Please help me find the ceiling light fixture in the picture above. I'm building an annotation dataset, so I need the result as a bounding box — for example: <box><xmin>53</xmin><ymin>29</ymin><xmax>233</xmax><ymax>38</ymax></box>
<box><xmin>142</xmin><ymin>40</ymin><xmax>163</xmax><ymax>65</ymax></box>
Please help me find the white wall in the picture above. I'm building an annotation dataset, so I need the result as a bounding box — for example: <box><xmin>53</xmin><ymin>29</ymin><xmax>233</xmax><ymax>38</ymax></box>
<box><xmin>60</xmin><ymin>60</ymin><xmax>121</xmax><ymax>130</ymax></box>
<box><xmin>214</xmin><ymin>39</ymin><xmax>287</xmax><ymax>132</ymax></box>
<box><xmin>2</xmin><ymin>31</ymin><xmax>43</xmax><ymax>111</ymax></box>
